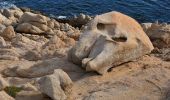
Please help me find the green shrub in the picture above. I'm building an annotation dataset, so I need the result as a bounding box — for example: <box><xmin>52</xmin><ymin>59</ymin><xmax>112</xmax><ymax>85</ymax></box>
<box><xmin>4</xmin><ymin>86</ymin><xmax>22</xmax><ymax>97</ymax></box>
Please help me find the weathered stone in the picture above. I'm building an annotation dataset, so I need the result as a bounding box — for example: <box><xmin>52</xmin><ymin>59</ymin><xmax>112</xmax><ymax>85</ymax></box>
<box><xmin>47</xmin><ymin>20</ymin><xmax>55</xmax><ymax>29</ymax></box>
<box><xmin>0</xmin><ymin>24</ymin><xmax>6</xmax><ymax>33</ymax></box>
<box><xmin>19</xmin><ymin>12</ymin><xmax>47</xmax><ymax>24</ymax></box>
<box><xmin>16</xmin><ymin>91</ymin><xmax>51</xmax><ymax>100</ymax></box>
<box><xmin>38</xmin><ymin>69</ymin><xmax>73</xmax><ymax>100</ymax></box>
<box><xmin>0</xmin><ymin>75</ymin><xmax>9</xmax><ymax>90</ymax></box>
<box><xmin>68</xmin><ymin>11</ymin><xmax>154</xmax><ymax>74</ymax></box>
<box><xmin>0</xmin><ymin>91</ymin><xmax>14</xmax><ymax>100</ymax></box>
<box><xmin>21</xmin><ymin>83</ymin><xmax>38</xmax><ymax>91</ymax></box>
<box><xmin>54</xmin><ymin>20</ymin><xmax>60</xmax><ymax>29</ymax></box>
<box><xmin>16</xmin><ymin>23</ymin><xmax>44</xmax><ymax>34</ymax></box>
<box><xmin>141</xmin><ymin>23</ymin><xmax>152</xmax><ymax>32</ymax></box>
<box><xmin>5</xmin><ymin>77</ymin><xmax>34</xmax><ymax>86</ymax></box>
<box><xmin>2</xmin><ymin>9</ymin><xmax>13</xmax><ymax>18</ymax></box>
<box><xmin>144</xmin><ymin>23</ymin><xmax>170</xmax><ymax>48</ymax></box>
<box><xmin>0</xmin><ymin>13</ymin><xmax>13</xmax><ymax>26</ymax></box>
<box><xmin>67</xmin><ymin>29</ymin><xmax>80</xmax><ymax>40</ymax></box>
<box><xmin>0</xmin><ymin>36</ymin><xmax>6</xmax><ymax>47</ymax></box>
<box><xmin>11</xmin><ymin>57</ymin><xmax>83</xmax><ymax>78</ymax></box>
<box><xmin>43</xmin><ymin>35</ymin><xmax>65</xmax><ymax>49</ymax></box>
<box><xmin>29</xmin><ymin>21</ymin><xmax>49</xmax><ymax>32</ymax></box>
<box><xmin>1</xmin><ymin>26</ymin><xmax>15</xmax><ymax>41</ymax></box>
<box><xmin>0</xmin><ymin>48</ymin><xmax>20</xmax><ymax>60</ymax></box>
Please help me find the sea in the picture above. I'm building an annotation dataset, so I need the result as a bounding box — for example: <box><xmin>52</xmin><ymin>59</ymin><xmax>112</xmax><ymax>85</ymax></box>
<box><xmin>0</xmin><ymin>0</ymin><xmax>170</xmax><ymax>23</ymax></box>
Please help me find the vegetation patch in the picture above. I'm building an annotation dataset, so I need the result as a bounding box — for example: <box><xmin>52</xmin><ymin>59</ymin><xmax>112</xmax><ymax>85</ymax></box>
<box><xmin>4</xmin><ymin>86</ymin><xmax>22</xmax><ymax>97</ymax></box>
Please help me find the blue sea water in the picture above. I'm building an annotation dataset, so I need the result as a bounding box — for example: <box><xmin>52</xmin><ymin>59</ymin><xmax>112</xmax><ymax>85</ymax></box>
<box><xmin>0</xmin><ymin>0</ymin><xmax>170</xmax><ymax>23</ymax></box>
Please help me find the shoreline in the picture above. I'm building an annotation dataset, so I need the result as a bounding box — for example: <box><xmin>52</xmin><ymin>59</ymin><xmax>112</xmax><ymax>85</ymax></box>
<box><xmin>0</xmin><ymin>6</ymin><xmax>169</xmax><ymax>100</ymax></box>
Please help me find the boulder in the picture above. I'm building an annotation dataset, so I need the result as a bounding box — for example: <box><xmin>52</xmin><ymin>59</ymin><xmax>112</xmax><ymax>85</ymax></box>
<box><xmin>68</xmin><ymin>11</ymin><xmax>154</xmax><ymax>74</ymax></box>
<box><xmin>16</xmin><ymin>23</ymin><xmax>44</xmax><ymax>34</ymax></box>
<box><xmin>0</xmin><ymin>24</ymin><xmax>6</xmax><ymax>33</ymax></box>
<box><xmin>2</xmin><ymin>7</ymin><xmax>23</xmax><ymax>19</ymax></box>
<box><xmin>38</xmin><ymin>69</ymin><xmax>73</xmax><ymax>100</ymax></box>
<box><xmin>144</xmin><ymin>23</ymin><xmax>170</xmax><ymax>48</ymax></box>
<box><xmin>2</xmin><ymin>9</ymin><xmax>13</xmax><ymax>18</ymax></box>
<box><xmin>19</xmin><ymin>12</ymin><xmax>47</xmax><ymax>24</ymax></box>
<box><xmin>0</xmin><ymin>75</ymin><xmax>9</xmax><ymax>90</ymax></box>
<box><xmin>0</xmin><ymin>13</ymin><xmax>13</xmax><ymax>25</ymax></box>
<box><xmin>16</xmin><ymin>12</ymin><xmax>49</xmax><ymax>34</ymax></box>
<box><xmin>1</xmin><ymin>26</ymin><xmax>15</xmax><ymax>41</ymax></box>
<box><xmin>0</xmin><ymin>91</ymin><xmax>14</xmax><ymax>100</ymax></box>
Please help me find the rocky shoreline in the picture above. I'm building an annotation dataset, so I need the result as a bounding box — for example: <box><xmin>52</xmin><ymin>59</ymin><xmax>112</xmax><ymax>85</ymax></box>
<box><xmin>0</xmin><ymin>6</ymin><xmax>169</xmax><ymax>100</ymax></box>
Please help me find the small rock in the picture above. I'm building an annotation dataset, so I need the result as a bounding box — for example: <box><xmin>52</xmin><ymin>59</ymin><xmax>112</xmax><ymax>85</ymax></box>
<box><xmin>1</xmin><ymin>26</ymin><xmax>15</xmax><ymax>41</ymax></box>
<box><xmin>38</xmin><ymin>69</ymin><xmax>73</xmax><ymax>100</ymax></box>
<box><xmin>16</xmin><ymin>23</ymin><xmax>44</xmax><ymax>34</ymax></box>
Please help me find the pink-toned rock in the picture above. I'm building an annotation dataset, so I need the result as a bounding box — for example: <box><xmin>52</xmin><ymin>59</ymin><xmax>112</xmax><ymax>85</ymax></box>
<box><xmin>69</xmin><ymin>11</ymin><xmax>154</xmax><ymax>74</ymax></box>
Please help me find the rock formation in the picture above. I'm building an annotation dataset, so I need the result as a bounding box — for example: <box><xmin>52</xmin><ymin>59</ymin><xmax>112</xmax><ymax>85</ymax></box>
<box><xmin>0</xmin><ymin>6</ymin><xmax>169</xmax><ymax>100</ymax></box>
<box><xmin>68</xmin><ymin>11</ymin><xmax>154</xmax><ymax>74</ymax></box>
<box><xmin>38</xmin><ymin>69</ymin><xmax>73</xmax><ymax>100</ymax></box>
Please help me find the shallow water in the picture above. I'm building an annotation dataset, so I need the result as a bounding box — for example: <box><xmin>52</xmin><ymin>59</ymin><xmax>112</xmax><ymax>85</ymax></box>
<box><xmin>0</xmin><ymin>0</ymin><xmax>170</xmax><ymax>23</ymax></box>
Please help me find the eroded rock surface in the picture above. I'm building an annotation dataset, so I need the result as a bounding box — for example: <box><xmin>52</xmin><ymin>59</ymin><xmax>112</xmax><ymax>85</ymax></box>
<box><xmin>38</xmin><ymin>69</ymin><xmax>73</xmax><ymax>100</ymax></box>
<box><xmin>69</xmin><ymin>11</ymin><xmax>154</xmax><ymax>74</ymax></box>
<box><xmin>0</xmin><ymin>7</ymin><xmax>169</xmax><ymax>100</ymax></box>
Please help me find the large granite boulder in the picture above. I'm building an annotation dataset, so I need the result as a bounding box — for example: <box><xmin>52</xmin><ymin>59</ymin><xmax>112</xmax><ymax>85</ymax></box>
<box><xmin>68</xmin><ymin>11</ymin><xmax>154</xmax><ymax>74</ymax></box>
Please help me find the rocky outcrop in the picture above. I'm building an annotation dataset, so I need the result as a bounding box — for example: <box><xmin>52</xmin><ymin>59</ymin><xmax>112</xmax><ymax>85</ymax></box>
<box><xmin>69</xmin><ymin>11</ymin><xmax>154</xmax><ymax>74</ymax></box>
<box><xmin>38</xmin><ymin>69</ymin><xmax>73</xmax><ymax>100</ymax></box>
<box><xmin>0</xmin><ymin>6</ymin><xmax>169</xmax><ymax>100</ymax></box>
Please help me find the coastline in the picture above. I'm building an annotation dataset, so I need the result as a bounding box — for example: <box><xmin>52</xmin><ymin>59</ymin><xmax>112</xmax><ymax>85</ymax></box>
<box><xmin>0</xmin><ymin>6</ymin><xmax>169</xmax><ymax>100</ymax></box>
